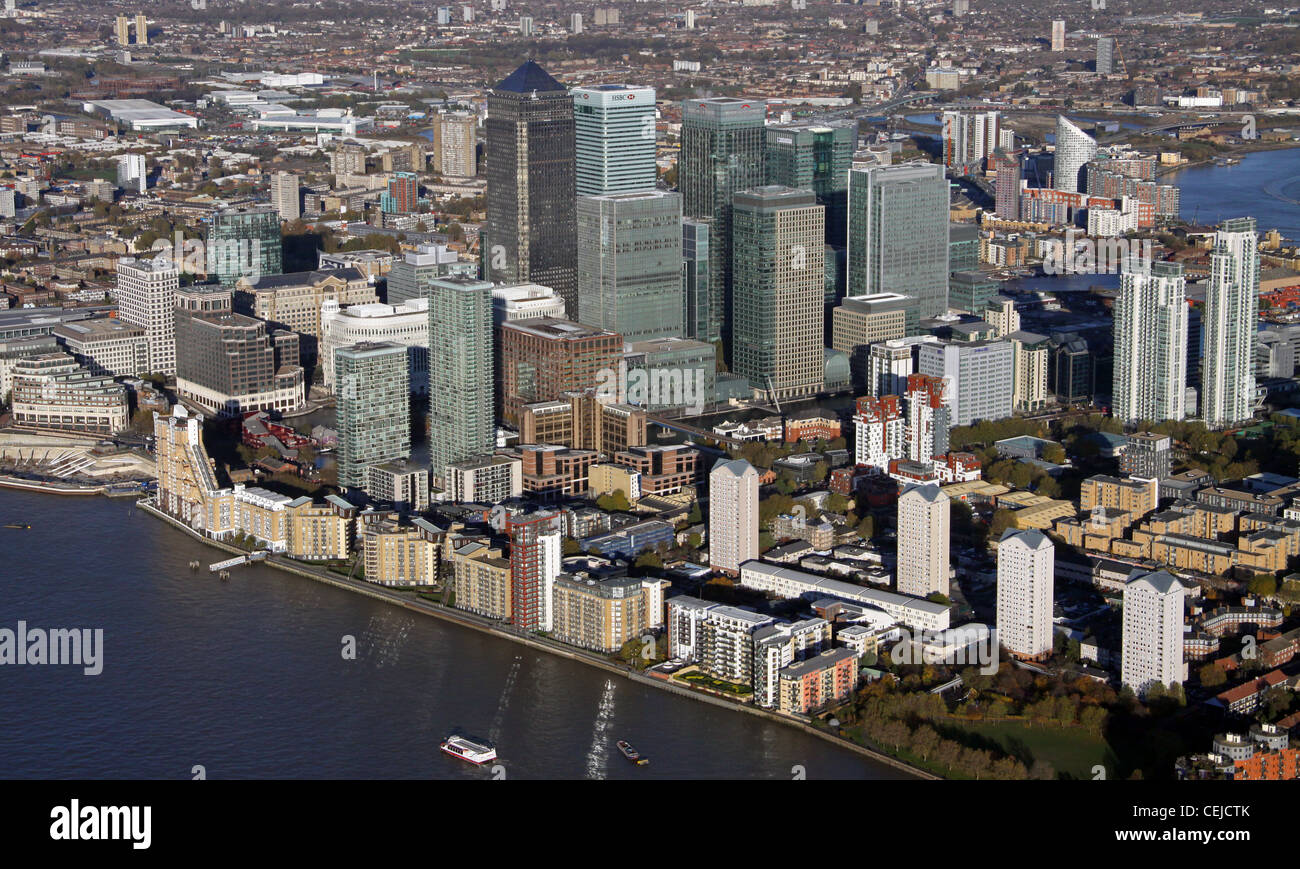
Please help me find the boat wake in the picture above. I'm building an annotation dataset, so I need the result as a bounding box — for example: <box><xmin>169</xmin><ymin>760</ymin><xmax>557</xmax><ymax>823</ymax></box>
<box><xmin>584</xmin><ymin>679</ymin><xmax>616</xmax><ymax>780</ymax></box>
<box><xmin>489</xmin><ymin>655</ymin><xmax>522</xmax><ymax>745</ymax></box>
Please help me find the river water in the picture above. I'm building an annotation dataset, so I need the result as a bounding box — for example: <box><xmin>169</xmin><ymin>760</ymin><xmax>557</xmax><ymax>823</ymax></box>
<box><xmin>0</xmin><ymin>490</ymin><xmax>911</xmax><ymax>780</ymax></box>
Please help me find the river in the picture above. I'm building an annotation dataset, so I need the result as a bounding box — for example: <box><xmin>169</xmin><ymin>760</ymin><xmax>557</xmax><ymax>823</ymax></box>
<box><xmin>0</xmin><ymin>489</ymin><xmax>912</xmax><ymax>780</ymax></box>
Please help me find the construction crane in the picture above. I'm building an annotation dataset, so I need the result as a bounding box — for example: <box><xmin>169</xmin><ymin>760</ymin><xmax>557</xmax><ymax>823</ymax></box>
<box><xmin>1116</xmin><ymin>40</ymin><xmax>1131</xmax><ymax>79</ymax></box>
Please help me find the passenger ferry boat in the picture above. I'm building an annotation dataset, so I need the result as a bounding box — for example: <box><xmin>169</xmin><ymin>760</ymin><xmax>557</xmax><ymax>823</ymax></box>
<box><xmin>440</xmin><ymin>735</ymin><xmax>497</xmax><ymax>766</ymax></box>
<box><xmin>617</xmin><ymin>740</ymin><xmax>649</xmax><ymax>766</ymax></box>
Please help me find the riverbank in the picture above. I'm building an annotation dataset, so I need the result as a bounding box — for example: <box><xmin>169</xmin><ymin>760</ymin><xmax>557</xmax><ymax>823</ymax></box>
<box><xmin>135</xmin><ymin>497</ymin><xmax>937</xmax><ymax>780</ymax></box>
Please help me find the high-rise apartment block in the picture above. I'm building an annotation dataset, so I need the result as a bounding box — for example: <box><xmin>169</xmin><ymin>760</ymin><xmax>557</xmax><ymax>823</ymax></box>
<box><xmin>269</xmin><ymin>171</ymin><xmax>300</xmax><ymax>221</ymax></box>
<box><xmin>1052</xmin><ymin>116</ymin><xmax>1097</xmax><ymax>194</ymax></box>
<box><xmin>941</xmin><ymin>110</ymin><xmax>1000</xmax><ymax>173</ymax></box>
<box><xmin>1121</xmin><ymin>570</ymin><xmax>1186</xmax><ymax>698</ymax></box>
<box><xmin>429</xmin><ymin>112</ymin><xmax>477</xmax><ymax>177</ymax></box>
<box><xmin>1113</xmin><ymin>259</ymin><xmax>1187</xmax><ymax>424</ymax></box>
<box><xmin>1202</xmin><ymin>218</ymin><xmax>1259</xmax><ymax>429</ymax></box>
<box><xmin>427</xmin><ymin>276</ymin><xmax>495</xmax><ymax>484</ymax></box>
<box><xmin>896</xmin><ymin>484</ymin><xmax>950</xmax><ymax>599</ymax></box>
<box><xmin>996</xmin><ymin>529</ymin><xmax>1055</xmax><ymax>660</ymax></box>
<box><xmin>709</xmin><ymin>458</ymin><xmax>760</xmax><ymax>575</ymax></box>
<box><xmin>1051</xmin><ymin>19</ymin><xmax>1066</xmax><ymax>52</ymax></box>
<box><xmin>335</xmin><ymin>342</ymin><xmax>411</xmax><ymax>491</ymax></box>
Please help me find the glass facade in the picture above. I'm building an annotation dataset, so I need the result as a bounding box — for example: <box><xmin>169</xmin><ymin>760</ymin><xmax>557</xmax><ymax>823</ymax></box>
<box><xmin>428</xmin><ymin>276</ymin><xmax>495</xmax><ymax>483</ymax></box>
<box><xmin>336</xmin><ymin>342</ymin><xmax>411</xmax><ymax>490</ymax></box>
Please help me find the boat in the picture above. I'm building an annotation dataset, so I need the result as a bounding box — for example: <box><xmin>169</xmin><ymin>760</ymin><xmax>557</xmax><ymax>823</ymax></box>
<box><xmin>3</xmin><ymin>522</ymin><xmax>30</xmax><ymax>529</ymax></box>
<box><xmin>617</xmin><ymin>740</ymin><xmax>649</xmax><ymax>766</ymax></box>
<box><xmin>440</xmin><ymin>735</ymin><xmax>497</xmax><ymax>766</ymax></box>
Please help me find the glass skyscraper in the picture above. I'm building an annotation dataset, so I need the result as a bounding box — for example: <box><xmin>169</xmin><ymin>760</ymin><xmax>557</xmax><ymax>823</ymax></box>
<box><xmin>1052</xmin><ymin>116</ymin><xmax>1098</xmax><ymax>194</ymax></box>
<box><xmin>764</xmin><ymin>122</ymin><xmax>856</xmax><ymax>247</ymax></box>
<box><xmin>577</xmin><ymin>190</ymin><xmax>684</xmax><ymax>341</ymax></box>
<box><xmin>427</xmin><ymin>276</ymin><xmax>495</xmax><ymax>484</ymax></box>
<box><xmin>847</xmin><ymin>161</ymin><xmax>950</xmax><ymax>318</ymax></box>
<box><xmin>572</xmin><ymin>84</ymin><xmax>657</xmax><ymax>195</ymax></box>
<box><xmin>484</xmin><ymin>61</ymin><xmax>578</xmax><ymax>315</ymax></box>
<box><xmin>207</xmin><ymin>205</ymin><xmax>283</xmax><ymax>286</ymax></box>
<box><xmin>681</xmin><ymin>218</ymin><xmax>711</xmax><ymax>342</ymax></box>
<box><xmin>679</xmin><ymin>97</ymin><xmax>767</xmax><ymax>345</ymax></box>
<box><xmin>1112</xmin><ymin>259</ymin><xmax>1187</xmax><ymax>424</ymax></box>
<box><xmin>1203</xmin><ymin>217</ymin><xmax>1260</xmax><ymax>428</ymax></box>
<box><xmin>335</xmin><ymin>341</ymin><xmax>411</xmax><ymax>490</ymax></box>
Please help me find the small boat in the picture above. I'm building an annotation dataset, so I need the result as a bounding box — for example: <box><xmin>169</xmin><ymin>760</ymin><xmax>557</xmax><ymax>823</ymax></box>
<box><xmin>440</xmin><ymin>735</ymin><xmax>497</xmax><ymax>766</ymax></box>
<box><xmin>617</xmin><ymin>740</ymin><xmax>649</xmax><ymax>766</ymax></box>
<box><xmin>3</xmin><ymin>522</ymin><xmax>30</xmax><ymax>529</ymax></box>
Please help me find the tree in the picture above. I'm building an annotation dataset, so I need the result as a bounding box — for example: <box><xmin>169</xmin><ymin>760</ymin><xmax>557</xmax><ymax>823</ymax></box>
<box><xmin>856</xmin><ymin>514</ymin><xmax>875</xmax><ymax>540</ymax></box>
<box><xmin>634</xmin><ymin>551</ymin><xmax>662</xmax><ymax>570</ymax></box>
<box><xmin>1248</xmin><ymin>574</ymin><xmax>1278</xmax><ymax>598</ymax></box>
<box><xmin>988</xmin><ymin>509</ymin><xmax>1018</xmax><ymax>539</ymax></box>
<box><xmin>1198</xmin><ymin>663</ymin><xmax>1227</xmax><ymax>689</ymax></box>
<box><xmin>596</xmin><ymin>490</ymin><xmax>632</xmax><ymax>513</ymax></box>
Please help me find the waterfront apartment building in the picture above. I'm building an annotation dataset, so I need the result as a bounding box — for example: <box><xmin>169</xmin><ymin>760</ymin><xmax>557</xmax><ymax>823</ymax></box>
<box><xmin>52</xmin><ymin>317</ymin><xmax>149</xmax><ymax>378</ymax></box>
<box><xmin>10</xmin><ymin>352</ymin><xmax>129</xmax><ymax>434</ymax></box>
<box><xmin>679</xmin><ymin>97</ymin><xmax>767</xmax><ymax>343</ymax></box>
<box><xmin>428</xmin><ymin>276</ymin><xmax>495</xmax><ymax>484</ymax></box>
<box><xmin>362</xmin><ymin>516</ymin><xmax>440</xmax><ymax>586</ymax></box>
<box><xmin>708</xmin><ymin>458</ymin><xmax>760</xmax><ymax>575</ymax></box>
<box><xmin>1121</xmin><ymin>569</ymin><xmax>1186</xmax><ymax>697</ymax></box>
<box><xmin>269</xmin><ymin>171</ymin><xmax>300</xmax><ymax>221</ymax></box>
<box><xmin>551</xmin><ymin>572</ymin><xmax>648</xmax><ymax>653</ymax></box>
<box><xmin>335</xmin><ymin>342</ymin><xmax>411</xmax><ymax>491</ymax></box>
<box><xmin>700</xmin><ymin>605</ymin><xmax>778</xmax><ymax>685</ymax></box>
<box><xmin>572</xmin><ymin>84</ymin><xmax>657</xmax><ymax>195</ymax></box>
<box><xmin>497</xmin><ymin>317</ymin><xmax>622</xmax><ymax>426</ymax></box>
<box><xmin>485</xmin><ymin>61</ymin><xmax>578</xmax><ymax>315</ymax></box>
<box><xmin>753</xmin><ymin>617</ymin><xmax>834</xmax><ymax>708</ymax></box>
<box><xmin>509</xmin><ymin>512</ymin><xmax>563</xmax><ymax>632</ymax></box>
<box><xmin>847</xmin><ymin>161</ymin><xmax>950</xmax><ymax>318</ymax></box>
<box><xmin>235</xmin><ymin>267</ymin><xmax>376</xmax><ymax>357</ymax></box>
<box><xmin>778</xmin><ymin>648</ymin><xmax>860</xmax><ymax>715</ymax></box>
<box><xmin>452</xmin><ymin>540</ymin><xmax>513</xmax><ymax>620</ymax></box>
<box><xmin>1112</xmin><ymin>259</ymin><xmax>1187</xmax><ymax>424</ymax></box>
<box><xmin>765</xmin><ymin>121</ymin><xmax>856</xmax><ymax>246</ymax></box>
<box><xmin>284</xmin><ymin>495</ymin><xmax>357</xmax><ymax>562</ymax></box>
<box><xmin>996</xmin><ymin>528</ymin><xmax>1055</xmax><ymax>660</ymax></box>
<box><xmin>207</xmin><ymin>205</ymin><xmax>283</xmax><ymax>286</ymax></box>
<box><xmin>115</xmin><ymin>255</ymin><xmax>178</xmax><ymax>376</ymax></box>
<box><xmin>1052</xmin><ymin>116</ymin><xmax>1098</xmax><ymax>194</ymax></box>
<box><xmin>731</xmin><ymin>186</ymin><xmax>825</xmax><ymax>401</ymax></box>
<box><xmin>831</xmin><ymin>292</ymin><xmax>914</xmax><ymax>389</ymax></box>
<box><xmin>916</xmin><ymin>339</ymin><xmax>1014</xmax><ymax>427</ymax></box>
<box><xmin>576</xmin><ymin>190</ymin><xmax>684</xmax><ymax>341</ymax></box>
<box><xmin>1203</xmin><ymin>217</ymin><xmax>1260</xmax><ymax>429</ymax></box>
<box><xmin>429</xmin><ymin>112</ymin><xmax>477</xmax><ymax>177</ymax></box>
<box><xmin>896</xmin><ymin>483</ymin><xmax>950</xmax><ymax>599</ymax></box>
<box><xmin>320</xmin><ymin>298</ymin><xmax>429</xmax><ymax>395</ymax></box>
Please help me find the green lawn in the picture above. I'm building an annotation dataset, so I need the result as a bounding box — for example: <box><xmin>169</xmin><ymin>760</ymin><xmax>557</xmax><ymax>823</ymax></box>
<box><xmin>941</xmin><ymin>718</ymin><xmax>1117</xmax><ymax>780</ymax></box>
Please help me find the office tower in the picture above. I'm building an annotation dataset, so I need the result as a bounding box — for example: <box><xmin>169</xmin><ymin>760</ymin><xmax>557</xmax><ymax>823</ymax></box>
<box><xmin>708</xmin><ymin>458</ymin><xmax>759</xmax><ymax>575</ymax></box>
<box><xmin>949</xmin><ymin>222</ymin><xmax>979</xmax><ymax>273</ymax></box>
<box><xmin>765</xmin><ymin>122</ymin><xmax>856</xmax><ymax>246</ymax></box>
<box><xmin>993</xmin><ymin>150</ymin><xmax>1023</xmax><ymax>219</ymax></box>
<box><xmin>1050</xmin><ymin>19</ymin><xmax>1065</xmax><ymax>52</ymax></box>
<box><xmin>904</xmin><ymin>373</ymin><xmax>949</xmax><ymax>462</ymax></box>
<box><xmin>386</xmin><ymin>244</ymin><xmax>467</xmax><ymax>306</ymax></box>
<box><xmin>115</xmin><ymin>256</ymin><xmax>178</xmax><ymax>376</ymax></box>
<box><xmin>485</xmin><ymin>61</ymin><xmax>578</xmax><ymax>315</ymax></box>
<box><xmin>135</xmin><ymin>13</ymin><xmax>148</xmax><ymax>45</ymax></box>
<box><xmin>680</xmin><ymin>97</ymin><xmax>767</xmax><ymax>343</ymax></box>
<box><xmin>381</xmin><ymin>171</ymin><xmax>418</xmax><ymax>214</ymax></box>
<box><xmin>831</xmin><ymin>292</ymin><xmax>913</xmax><ymax>388</ymax></box>
<box><xmin>1052</xmin><ymin>332</ymin><xmax>1093</xmax><ymax>405</ymax></box>
<box><xmin>269</xmin><ymin>171</ymin><xmax>300</xmax><ymax>221</ymax></box>
<box><xmin>518</xmin><ymin>16</ymin><xmax>533</xmax><ymax>35</ymax></box>
<box><xmin>731</xmin><ymin>186</ymin><xmax>825</xmax><ymax>401</ymax></box>
<box><xmin>1096</xmin><ymin>37</ymin><xmax>1115</xmax><ymax>75</ymax></box>
<box><xmin>430</xmin><ymin>112</ymin><xmax>477</xmax><ymax>177</ymax></box>
<box><xmin>115</xmin><ymin>15</ymin><xmax>131</xmax><ymax>46</ymax></box>
<box><xmin>682</xmin><ymin>218</ymin><xmax>711</xmax><ymax>341</ymax></box>
<box><xmin>508</xmin><ymin>512</ymin><xmax>562</xmax><ymax>632</ymax></box>
<box><xmin>572</xmin><ymin>84</ymin><xmax>657</xmax><ymax>195</ymax></box>
<box><xmin>577</xmin><ymin>190</ymin><xmax>683</xmax><ymax>341</ymax></box>
<box><xmin>917</xmin><ymin>339</ymin><xmax>1014</xmax><ymax>427</ymax></box>
<box><xmin>1009</xmin><ymin>331</ymin><xmax>1051</xmax><ymax>412</ymax></box>
<box><xmin>847</xmin><ymin>162</ymin><xmax>950</xmax><ymax>318</ymax></box>
<box><xmin>896</xmin><ymin>484</ymin><xmax>950</xmax><ymax>599</ymax></box>
<box><xmin>1112</xmin><ymin>259</ymin><xmax>1187</xmax><ymax>424</ymax></box>
<box><xmin>570</xmin><ymin>12</ymin><xmax>583</xmax><ymax>33</ymax></box>
<box><xmin>1203</xmin><ymin>217</ymin><xmax>1260</xmax><ymax>429</ymax></box>
<box><xmin>949</xmin><ymin>271</ymin><xmax>997</xmax><ymax>315</ymax></box>
<box><xmin>996</xmin><ymin>529</ymin><xmax>1055</xmax><ymax>661</ymax></box>
<box><xmin>1121</xmin><ymin>432</ymin><xmax>1173</xmax><ymax>480</ymax></box>
<box><xmin>207</xmin><ymin>205</ymin><xmax>282</xmax><ymax>286</ymax></box>
<box><xmin>941</xmin><ymin>111</ymin><xmax>1000</xmax><ymax>173</ymax></box>
<box><xmin>335</xmin><ymin>342</ymin><xmax>410</xmax><ymax>491</ymax></box>
<box><xmin>1121</xmin><ymin>570</ymin><xmax>1185</xmax><ymax>698</ymax></box>
<box><xmin>497</xmin><ymin>317</ymin><xmax>622</xmax><ymax>425</ymax></box>
<box><xmin>427</xmin><ymin>277</ymin><xmax>494</xmax><ymax>484</ymax></box>
<box><xmin>854</xmin><ymin>394</ymin><xmax>904</xmax><ymax>470</ymax></box>
<box><xmin>116</xmin><ymin>153</ymin><xmax>147</xmax><ymax>194</ymax></box>
<box><xmin>1052</xmin><ymin>116</ymin><xmax>1097</xmax><ymax>194</ymax></box>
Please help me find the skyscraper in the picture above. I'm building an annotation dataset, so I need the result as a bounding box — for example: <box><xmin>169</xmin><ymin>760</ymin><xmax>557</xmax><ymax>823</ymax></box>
<box><xmin>847</xmin><ymin>161</ymin><xmax>949</xmax><ymax>317</ymax></box>
<box><xmin>764</xmin><ymin>122</ymin><xmax>856</xmax><ymax>246</ymax></box>
<box><xmin>572</xmin><ymin>84</ymin><xmax>657</xmax><ymax>195</ymax></box>
<box><xmin>576</xmin><ymin>190</ymin><xmax>684</xmax><ymax>341</ymax></box>
<box><xmin>508</xmin><ymin>511</ymin><xmax>563</xmax><ymax>632</ymax></box>
<box><xmin>896</xmin><ymin>484</ymin><xmax>950</xmax><ymax>599</ymax></box>
<box><xmin>115</xmin><ymin>256</ymin><xmax>178</xmax><ymax>376</ymax></box>
<box><xmin>681</xmin><ymin>218</ymin><xmax>712</xmax><ymax>342</ymax></box>
<box><xmin>1096</xmin><ymin>37</ymin><xmax>1116</xmax><ymax>75</ymax></box>
<box><xmin>992</xmin><ymin>150</ymin><xmax>1023</xmax><ymax>220</ymax></box>
<box><xmin>207</xmin><ymin>205</ymin><xmax>283</xmax><ymax>286</ymax></box>
<box><xmin>708</xmin><ymin>458</ymin><xmax>759</xmax><ymax>575</ymax></box>
<box><xmin>731</xmin><ymin>186</ymin><xmax>825</xmax><ymax>401</ymax></box>
<box><xmin>1121</xmin><ymin>569</ymin><xmax>1185</xmax><ymax>698</ymax></box>
<box><xmin>1202</xmin><ymin>217</ymin><xmax>1260</xmax><ymax>429</ymax></box>
<box><xmin>996</xmin><ymin>529</ymin><xmax>1055</xmax><ymax>661</ymax></box>
<box><xmin>485</xmin><ymin>61</ymin><xmax>578</xmax><ymax>315</ymax></box>
<box><xmin>941</xmin><ymin>110</ymin><xmax>1000</xmax><ymax>173</ymax></box>
<box><xmin>680</xmin><ymin>97</ymin><xmax>767</xmax><ymax>344</ymax></box>
<box><xmin>381</xmin><ymin>171</ymin><xmax>418</xmax><ymax>214</ymax></box>
<box><xmin>1112</xmin><ymin>259</ymin><xmax>1187</xmax><ymax>424</ymax></box>
<box><xmin>117</xmin><ymin>153</ymin><xmax>147</xmax><ymax>194</ymax></box>
<box><xmin>1052</xmin><ymin>116</ymin><xmax>1097</xmax><ymax>194</ymax></box>
<box><xmin>269</xmin><ymin>171</ymin><xmax>300</xmax><ymax>221</ymax></box>
<box><xmin>335</xmin><ymin>342</ymin><xmax>411</xmax><ymax>491</ymax></box>
<box><xmin>904</xmin><ymin>373</ymin><xmax>949</xmax><ymax>462</ymax></box>
<box><xmin>427</xmin><ymin>276</ymin><xmax>494</xmax><ymax>484</ymax></box>
<box><xmin>1050</xmin><ymin>19</ymin><xmax>1065</xmax><ymax>52</ymax></box>
<box><xmin>429</xmin><ymin>112</ymin><xmax>477</xmax><ymax>177</ymax></box>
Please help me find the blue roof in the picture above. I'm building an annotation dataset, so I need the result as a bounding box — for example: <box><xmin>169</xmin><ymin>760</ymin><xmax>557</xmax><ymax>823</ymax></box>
<box><xmin>494</xmin><ymin>60</ymin><xmax>565</xmax><ymax>94</ymax></box>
